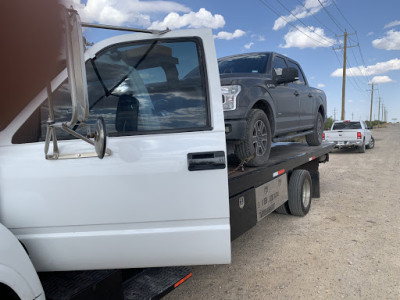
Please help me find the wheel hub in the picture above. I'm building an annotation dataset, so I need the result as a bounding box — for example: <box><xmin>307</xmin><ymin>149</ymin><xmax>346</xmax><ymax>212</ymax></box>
<box><xmin>252</xmin><ymin>120</ymin><xmax>268</xmax><ymax>156</ymax></box>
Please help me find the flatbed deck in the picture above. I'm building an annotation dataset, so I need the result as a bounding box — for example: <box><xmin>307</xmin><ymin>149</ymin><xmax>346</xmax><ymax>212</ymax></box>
<box><xmin>228</xmin><ymin>142</ymin><xmax>334</xmax><ymax>196</ymax></box>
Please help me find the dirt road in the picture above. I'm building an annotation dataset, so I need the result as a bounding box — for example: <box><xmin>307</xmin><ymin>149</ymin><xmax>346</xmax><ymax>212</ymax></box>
<box><xmin>166</xmin><ymin>124</ymin><xmax>400</xmax><ymax>299</ymax></box>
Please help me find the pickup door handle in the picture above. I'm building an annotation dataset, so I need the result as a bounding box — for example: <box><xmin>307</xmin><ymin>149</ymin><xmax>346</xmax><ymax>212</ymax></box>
<box><xmin>294</xmin><ymin>91</ymin><xmax>299</xmax><ymax>96</ymax></box>
<box><xmin>188</xmin><ymin>151</ymin><xmax>226</xmax><ymax>171</ymax></box>
<box><xmin>308</xmin><ymin>93</ymin><xmax>313</xmax><ymax>98</ymax></box>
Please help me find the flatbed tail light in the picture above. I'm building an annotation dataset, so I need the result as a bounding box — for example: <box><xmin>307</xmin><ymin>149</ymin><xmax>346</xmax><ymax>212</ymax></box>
<box><xmin>322</xmin><ymin>133</ymin><xmax>325</xmax><ymax>140</ymax></box>
<box><xmin>357</xmin><ymin>132</ymin><xmax>362</xmax><ymax>139</ymax></box>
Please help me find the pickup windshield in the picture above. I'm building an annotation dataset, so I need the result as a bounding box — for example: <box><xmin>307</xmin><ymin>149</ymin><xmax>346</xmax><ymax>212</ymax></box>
<box><xmin>218</xmin><ymin>53</ymin><xmax>269</xmax><ymax>74</ymax></box>
<box><xmin>332</xmin><ymin>122</ymin><xmax>362</xmax><ymax>130</ymax></box>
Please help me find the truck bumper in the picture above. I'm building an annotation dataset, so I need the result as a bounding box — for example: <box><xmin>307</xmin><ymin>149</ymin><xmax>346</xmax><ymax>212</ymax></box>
<box><xmin>225</xmin><ymin>119</ymin><xmax>247</xmax><ymax>141</ymax></box>
<box><xmin>333</xmin><ymin>140</ymin><xmax>363</xmax><ymax>148</ymax></box>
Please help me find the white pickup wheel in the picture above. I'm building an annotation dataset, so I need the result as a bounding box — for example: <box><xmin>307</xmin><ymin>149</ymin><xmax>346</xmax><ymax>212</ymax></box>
<box><xmin>288</xmin><ymin>169</ymin><xmax>312</xmax><ymax>216</ymax></box>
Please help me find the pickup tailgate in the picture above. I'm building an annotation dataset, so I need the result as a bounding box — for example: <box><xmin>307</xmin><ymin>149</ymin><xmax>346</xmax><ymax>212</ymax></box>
<box><xmin>325</xmin><ymin>130</ymin><xmax>362</xmax><ymax>146</ymax></box>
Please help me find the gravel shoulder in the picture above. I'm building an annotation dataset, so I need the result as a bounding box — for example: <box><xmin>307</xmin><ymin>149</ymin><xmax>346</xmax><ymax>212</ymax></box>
<box><xmin>166</xmin><ymin>124</ymin><xmax>400</xmax><ymax>299</ymax></box>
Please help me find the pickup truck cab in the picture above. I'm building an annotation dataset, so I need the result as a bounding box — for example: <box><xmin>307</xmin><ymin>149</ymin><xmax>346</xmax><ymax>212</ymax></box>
<box><xmin>218</xmin><ymin>52</ymin><xmax>327</xmax><ymax>166</ymax></box>
<box><xmin>323</xmin><ymin>120</ymin><xmax>374</xmax><ymax>153</ymax></box>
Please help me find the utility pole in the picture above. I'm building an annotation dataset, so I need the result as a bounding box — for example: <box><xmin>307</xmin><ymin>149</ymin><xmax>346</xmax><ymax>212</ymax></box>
<box><xmin>333</xmin><ymin>31</ymin><xmax>357</xmax><ymax>120</ymax></box>
<box><xmin>378</xmin><ymin>97</ymin><xmax>381</xmax><ymax>122</ymax></box>
<box><xmin>333</xmin><ymin>107</ymin><xmax>337</xmax><ymax>121</ymax></box>
<box><xmin>367</xmin><ymin>83</ymin><xmax>378</xmax><ymax>122</ymax></box>
<box><xmin>369</xmin><ymin>83</ymin><xmax>374</xmax><ymax>121</ymax></box>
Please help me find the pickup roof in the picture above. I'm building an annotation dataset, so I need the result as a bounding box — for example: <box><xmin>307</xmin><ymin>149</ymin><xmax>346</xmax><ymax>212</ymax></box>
<box><xmin>218</xmin><ymin>52</ymin><xmax>327</xmax><ymax>166</ymax></box>
<box><xmin>323</xmin><ymin>120</ymin><xmax>375</xmax><ymax>153</ymax></box>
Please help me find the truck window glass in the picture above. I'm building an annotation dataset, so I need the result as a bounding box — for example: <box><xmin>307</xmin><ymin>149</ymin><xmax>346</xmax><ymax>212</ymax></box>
<box><xmin>13</xmin><ymin>39</ymin><xmax>209</xmax><ymax>143</ymax></box>
<box><xmin>332</xmin><ymin>122</ymin><xmax>362</xmax><ymax>130</ymax></box>
<box><xmin>218</xmin><ymin>53</ymin><xmax>269</xmax><ymax>74</ymax></box>
<box><xmin>272</xmin><ymin>56</ymin><xmax>287</xmax><ymax>76</ymax></box>
<box><xmin>287</xmin><ymin>61</ymin><xmax>306</xmax><ymax>85</ymax></box>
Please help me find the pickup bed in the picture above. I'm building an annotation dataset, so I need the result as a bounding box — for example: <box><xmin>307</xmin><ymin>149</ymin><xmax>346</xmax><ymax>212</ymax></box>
<box><xmin>323</xmin><ymin>120</ymin><xmax>374</xmax><ymax>153</ymax></box>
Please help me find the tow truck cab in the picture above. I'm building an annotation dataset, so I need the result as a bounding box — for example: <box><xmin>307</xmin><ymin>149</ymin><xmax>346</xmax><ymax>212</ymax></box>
<box><xmin>0</xmin><ymin>10</ymin><xmax>231</xmax><ymax>273</ymax></box>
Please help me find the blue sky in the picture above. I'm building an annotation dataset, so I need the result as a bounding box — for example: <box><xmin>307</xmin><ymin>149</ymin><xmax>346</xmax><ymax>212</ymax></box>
<box><xmin>71</xmin><ymin>0</ymin><xmax>400</xmax><ymax>122</ymax></box>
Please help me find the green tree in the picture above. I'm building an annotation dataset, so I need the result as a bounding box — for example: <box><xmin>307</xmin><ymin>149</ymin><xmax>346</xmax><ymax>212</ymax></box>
<box><xmin>324</xmin><ymin>117</ymin><xmax>334</xmax><ymax>130</ymax></box>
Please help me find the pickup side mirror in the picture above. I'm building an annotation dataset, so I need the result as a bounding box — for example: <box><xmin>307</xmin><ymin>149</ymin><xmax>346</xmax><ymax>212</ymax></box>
<box><xmin>276</xmin><ymin>67</ymin><xmax>299</xmax><ymax>84</ymax></box>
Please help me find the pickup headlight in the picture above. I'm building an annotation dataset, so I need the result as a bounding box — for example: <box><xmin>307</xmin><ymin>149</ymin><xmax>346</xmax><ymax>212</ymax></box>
<box><xmin>221</xmin><ymin>85</ymin><xmax>241</xmax><ymax>111</ymax></box>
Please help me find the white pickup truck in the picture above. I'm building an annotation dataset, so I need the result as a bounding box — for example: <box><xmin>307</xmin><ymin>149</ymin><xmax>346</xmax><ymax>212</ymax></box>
<box><xmin>323</xmin><ymin>120</ymin><xmax>374</xmax><ymax>153</ymax></box>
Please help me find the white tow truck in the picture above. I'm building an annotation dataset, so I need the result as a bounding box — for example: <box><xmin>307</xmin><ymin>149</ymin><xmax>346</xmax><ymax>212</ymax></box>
<box><xmin>0</xmin><ymin>8</ymin><xmax>334</xmax><ymax>299</ymax></box>
<box><xmin>323</xmin><ymin>120</ymin><xmax>374</xmax><ymax>153</ymax></box>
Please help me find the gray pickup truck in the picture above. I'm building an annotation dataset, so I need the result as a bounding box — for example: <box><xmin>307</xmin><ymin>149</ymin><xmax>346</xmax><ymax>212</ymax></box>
<box><xmin>218</xmin><ymin>52</ymin><xmax>327</xmax><ymax>166</ymax></box>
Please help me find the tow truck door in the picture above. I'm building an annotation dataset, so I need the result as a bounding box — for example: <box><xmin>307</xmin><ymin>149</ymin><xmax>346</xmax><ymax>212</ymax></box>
<box><xmin>0</xmin><ymin>29</ymin><xmax>231</xmax><ymax>271</ymax></box>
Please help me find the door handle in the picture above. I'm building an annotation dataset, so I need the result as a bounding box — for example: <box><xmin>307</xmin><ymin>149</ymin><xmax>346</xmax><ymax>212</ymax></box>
<box><xmin>188</xmin><ymin>151</ymin><xmax>226</xmax><ymax>171</ymax></box>
<box><xmin>294</xmin><ymin>91</ymin><xmax>299</xmax><ymax>96</ymax></box>
<box><xmin>308</xmin><ymin>93</ymin><xmax>313</xmax><ymax>98</ymax></box>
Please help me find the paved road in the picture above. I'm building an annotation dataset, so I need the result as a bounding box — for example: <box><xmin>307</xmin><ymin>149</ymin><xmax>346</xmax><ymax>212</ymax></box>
<box><xmin>166</xmin><ymin>124</ymin><xmax>400</xmax><ymax>299</ymax></box>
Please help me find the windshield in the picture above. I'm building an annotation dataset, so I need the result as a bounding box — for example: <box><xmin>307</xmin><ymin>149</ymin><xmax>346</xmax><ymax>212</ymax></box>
<box><xmin>218</xmin><ymin>53</ymin><xmax>269</xmax><ymax>74</ymax></box>
<box><xmin>332</xmin><ymin>122</ymin><xmax>362</xmax><ymax>130</ymax></box>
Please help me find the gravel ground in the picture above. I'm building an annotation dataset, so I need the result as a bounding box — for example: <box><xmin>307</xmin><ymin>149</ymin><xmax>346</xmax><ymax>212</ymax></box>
<box><xmin>165</xmin><ymin>124</ymin><xmax>400</xmax><ymax>299</ymax></box>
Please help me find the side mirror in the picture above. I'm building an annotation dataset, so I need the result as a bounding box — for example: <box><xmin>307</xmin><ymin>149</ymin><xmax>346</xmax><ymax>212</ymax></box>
<box><xmin>276</xmin><ymin>67</ymin><xmax>299</xmax><ymax>84</ymax></box>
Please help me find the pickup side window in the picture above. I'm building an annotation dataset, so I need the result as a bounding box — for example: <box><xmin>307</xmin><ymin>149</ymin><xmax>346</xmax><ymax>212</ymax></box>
<box><xmin>287</xmin><ymin>61</ymin><xmax>306</xmax><ymax>85</ymax></box>
<box><xmin>13</xmin><ymin>38</ymin><xmax>210</xmax><ymax>143</ymax></box>
<box><xmin>272</xmin><ymin>56</ymin><xmax>287</xmax><ymax>76</ymax></box>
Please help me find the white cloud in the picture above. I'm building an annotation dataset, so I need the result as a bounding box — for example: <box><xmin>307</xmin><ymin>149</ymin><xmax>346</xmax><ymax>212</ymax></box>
<box><xmin>149</xmin><ymin>8</ymin><xmax>225</xmax><ymax>30</ymax></box>
<box><xmin>244</xmin><ymin>42</ymin><xmax>254</xmax><ymax>49</ymax></box>
<box><xmin>372</xmin><ymin>30</ymin><xmax>400</xmax><ymax>50</ymax></box>
<box><xmin>214</xmin><ymin>29</ymin><xmax>246</xmax><ymax>40</ymax></box>
<box><xmin>331</xmin><ymin>58</ymin><xmax>400</xmax><ymax>77</ymax></box>
<box><xmin>369</xmin><ymin>76</ymin><xmax>394</xmax><ymax>84</ymax></box>
<box><xmin>273</xmin><ymin>0</ymin><xmax>330</xmax><ymax>31</ymax></box>
<box><xmin>317</xmin><ymin>83</ymin><xmax>325</xmax><ymax>88</ymax></box>
<box><xmin>64</xmin><ymin>0</ymin><xmax>190</xmax><ymax>27</ymax></box>
<box><xmin>367</xmin><ymin>32</ymin><xmax>374</xmax><ymax>36</ymax></box>
<box><xmin>251</xmin><ymin>34</ymin><xmax>265</xmax><ymax>42</ymax></box>
<box><xmin>347</xmin><ymin>100</ymin><xmax>353</xmax><ymax>103</ymax></box>
<box><xmin>280</xmin><ymin>26</ymin><xmax>335</xmax><ymax>49</ymax></box>
<box><xmin>384</xmin><ymin>20</ymin><xmax>400</xmax><ymax>29</ymax></box>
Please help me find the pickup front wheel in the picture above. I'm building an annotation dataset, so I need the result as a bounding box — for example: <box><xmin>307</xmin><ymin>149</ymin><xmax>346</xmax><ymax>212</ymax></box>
<box><xmin>235</xmin><ymin>109</ymin><xmax>271</xmax><ymax>166</ymax></box>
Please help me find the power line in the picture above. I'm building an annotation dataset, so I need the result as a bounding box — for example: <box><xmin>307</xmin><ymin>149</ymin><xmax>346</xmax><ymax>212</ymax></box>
<box><xmin>257</xmin><ymin>0</ymin><xmax>334</xmax><ymax>48</ymax></box>
<box><xmin>317</xmin><ymin>0</ymin><xmax>345</xmax><ymax>32</ymax></box>
<box><xmin>331</xmin><ymin>0</ymin><xmax>357</xmax><ymax>33</ymax></box>
<box><xmin>273</xmin><ymin>0</ymin><xmax>335</xmax><ymax>46</ymax></box>
<box><xmin>294</xmin><ymin>0</ymin><xmax>338</xmax><ymax>36</ymax></box>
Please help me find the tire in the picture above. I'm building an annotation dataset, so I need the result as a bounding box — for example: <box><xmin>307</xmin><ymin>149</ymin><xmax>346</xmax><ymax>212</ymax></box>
<box><xmin>288</xmin><ymin>170</ymin><xmax>312</xmax><ymax>216</ymax></box>
<box><xmin>235</xmin><ymin>109</ymin><xmax>272</xmax><ymax>167</ymax></box>
<box><xmin>275</xmin><ymin>201</ymin><xmax>290</xmax><ymax>215</ymax></box>
<box><xmin>306</xmin><ymin>112</ymin><xmax>323</xmax><ymax>146</ymax></box>
<box><xmin>358</xmin><ymin>141</ymin><xmax>366</xmax><ymax>153</ymax></box>
<box><xmin>366</xmin><ymin>137</ymin><xmax>375</xmax><ymax>149</ymax></box>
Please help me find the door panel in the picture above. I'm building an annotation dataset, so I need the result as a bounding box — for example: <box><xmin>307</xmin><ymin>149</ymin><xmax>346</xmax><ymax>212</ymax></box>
<box><xmin>0</xmin><ymin>29</ymin><xmax>231</xmax><ymax>271</ymax></box>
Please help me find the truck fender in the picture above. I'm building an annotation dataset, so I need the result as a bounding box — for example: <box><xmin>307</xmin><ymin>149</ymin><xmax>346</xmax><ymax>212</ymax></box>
<box><xmin>244</xmin><ymin>86</ymin><xmax>276</xmax><ymax>135</ymax></box>
<box><xmin>0</xmin><ymin>224</ymin><xmax>44</xmax><ymax>300</ymax></box>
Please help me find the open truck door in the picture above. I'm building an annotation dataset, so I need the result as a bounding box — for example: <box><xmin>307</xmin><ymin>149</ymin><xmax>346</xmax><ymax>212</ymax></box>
<box><xmin>0</xmin><ymin>9</ymin><xmax>230</xmax><ymax>271</ymax></box>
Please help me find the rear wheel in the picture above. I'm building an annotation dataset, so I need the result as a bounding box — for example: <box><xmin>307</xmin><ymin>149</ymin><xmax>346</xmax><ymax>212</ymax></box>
<box><xmin>275</xmin><ymin>201</ymin><xmax>290</xmax><ymax>215</ymax></box>
<box><xmin>288</xmin><ymin>170</ymin><xmax>312</xmax><ymax>216</ymax></box>
<box><xmin>306</xmin><ymin>112</ymin><xmax>323</xmax><ymax>146</ymax></box>
<box><xmin>366</xmin><ymin>137</ymin><xmax>375</xmax><ymax>149</ymax></box>
<box><xmin>235</xmin><ymin>109</ymin><xmax>271</xmax><ymax>167</ymax></box>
